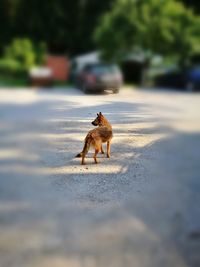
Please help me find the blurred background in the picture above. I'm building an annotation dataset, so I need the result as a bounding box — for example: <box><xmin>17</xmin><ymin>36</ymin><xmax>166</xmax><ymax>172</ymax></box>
<box><xmin>0</xmin><ymin>0</ymin><xmax>200</xmax><ymax>91</ymax></box>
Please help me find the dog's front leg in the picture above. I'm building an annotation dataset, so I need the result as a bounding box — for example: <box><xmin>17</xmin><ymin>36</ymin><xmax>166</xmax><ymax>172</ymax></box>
<box><xmin>107</xmin><ymin>141</ymin><xmax>111</xmax><ymax>158</ymax></box>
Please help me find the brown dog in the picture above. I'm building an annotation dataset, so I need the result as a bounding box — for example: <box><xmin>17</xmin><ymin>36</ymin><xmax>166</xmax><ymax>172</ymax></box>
<box><xmin>76</xmin><ymin>112</ymin><xmax>113</xmax><ymax>165</ymax></box>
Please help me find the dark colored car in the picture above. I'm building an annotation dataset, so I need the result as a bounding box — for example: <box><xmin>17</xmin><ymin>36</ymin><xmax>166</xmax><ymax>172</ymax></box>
<box><xmin>155</xmin><ymin>67</ymin><xmax>200</xmax><ymax>91</ymax></box>
<box><xmin>76</xmin><ymin>63</ymin><xmax>123</xmax><ymax>93</ymax></box>
<box><xmin>186</xmin><ymin>67</ymin><xmax>200</xmax><ymax>91</ymax></box>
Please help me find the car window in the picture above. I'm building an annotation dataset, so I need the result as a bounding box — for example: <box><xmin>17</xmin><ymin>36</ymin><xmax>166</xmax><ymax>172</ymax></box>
<box><xmin>91</xmin><ymin>65</ymin><xmax>120</xmax><ymax>75</ymax></box>
<box><xmin>83</xmin><ymin>65</ymin><xmax>92</xmax><ymax>71</ymax></box>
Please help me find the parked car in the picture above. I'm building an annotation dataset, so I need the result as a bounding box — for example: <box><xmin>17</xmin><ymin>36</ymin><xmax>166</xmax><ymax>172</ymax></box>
<box><xmin>70</xmin><ymin>51</ymin><xmax>100</xmax><ymax>82</ymax></box>
<box><xmin>75</xmin><ymin>63</ymin><xmax>123</xmax><ymax>93</ymax></box>
<box><xmin>186</xmin><ymin>67</ymin><xmax>200</xmax><ymax>91</ymax></box>
<box><xmin>155</xmin><ymin>66</ymin><xmax>200</xmax><ymax>91</ymax></box>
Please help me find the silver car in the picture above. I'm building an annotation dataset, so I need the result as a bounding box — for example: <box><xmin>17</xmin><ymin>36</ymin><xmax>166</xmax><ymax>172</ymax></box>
<box><xmin>76</xmin><ymin>63</ymin><xmax>123</xmax><ymax>93</ymax></box>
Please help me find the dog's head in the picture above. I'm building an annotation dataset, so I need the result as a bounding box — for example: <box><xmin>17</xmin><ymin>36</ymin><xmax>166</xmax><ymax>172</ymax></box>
<box><xmin>92</xmin><ymin>112</ymin><xmax>103</xmax><ymax>126</ymax></box>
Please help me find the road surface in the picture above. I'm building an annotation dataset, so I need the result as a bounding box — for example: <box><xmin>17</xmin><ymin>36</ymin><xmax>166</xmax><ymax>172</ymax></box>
<box><xmin>0</xmin><ymin>87</ymin><xmax>200</xmax><ymax>267</ymax></box>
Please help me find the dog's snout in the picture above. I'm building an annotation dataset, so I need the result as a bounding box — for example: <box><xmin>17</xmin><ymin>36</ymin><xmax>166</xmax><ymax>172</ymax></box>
<box><xmin>92</xmin><ymin>121</ymin><xmax>97</xmax><ymax>126</ymax></box>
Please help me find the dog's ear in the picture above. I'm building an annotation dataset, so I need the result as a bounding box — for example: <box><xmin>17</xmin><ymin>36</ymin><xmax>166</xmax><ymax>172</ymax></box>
<box><xmin>99</xmin><ymin>112</ymin><xmax>102</xmax><ymax>115</ymax></box>
<box><xmin>97</xmin><ymin>113</ymin><xmax>99</xmax><ymax>116</ymax></box>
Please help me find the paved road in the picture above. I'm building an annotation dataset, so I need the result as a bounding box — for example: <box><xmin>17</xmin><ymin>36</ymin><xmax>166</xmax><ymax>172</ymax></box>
<box><xmin>0</xmin><ymin>87</ymin><xmax>200</xmax><ymax>267</ymax></box>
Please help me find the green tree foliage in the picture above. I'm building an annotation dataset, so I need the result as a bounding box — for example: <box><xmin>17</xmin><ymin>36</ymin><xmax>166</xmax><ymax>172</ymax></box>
<box><xmin>14</xmin><ymin>0</ymin><xmax>79</xmax><ymax>54</ymax></box>
<box><xmin>94</xmin><ymin>0</ymin><xmax>200</xmax><ymax>67</ymax></box>
<box><xmin>5</xmin><ymin>39</ymin><xmax>36</xmax><ymax>69</ymax></box>
<box><xmin>0</xmin><ymin>0</ymin><xmax>13</xmax><ymax>52</ymax></box>
<box><xmin>3</xmin><ymin>0</ymin><xmax>114</xmax><ymax>55</ymax></box>
<box><xmin>74</xmin><ymin>0</ymin><xmax>116</xmax><ymax>54</ymax></box>
<box><xmin>0</xmin><ymin>0</ymin><xmax>21</xmax><ymax>40</ymax></box>
<box><xmin>180</xmin><ymin>0</ymin><xmax>200</xmax><ymax>14</ymax></box>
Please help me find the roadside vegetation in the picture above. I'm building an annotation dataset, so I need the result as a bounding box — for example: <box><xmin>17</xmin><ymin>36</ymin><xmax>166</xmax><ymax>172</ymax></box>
<box><xmin>0</xmin><ymin>0</ymin><xmax>200</xmax><ymax>87</ymax></box>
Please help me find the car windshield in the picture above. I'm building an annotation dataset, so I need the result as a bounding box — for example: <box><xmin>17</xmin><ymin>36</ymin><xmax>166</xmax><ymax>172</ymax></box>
<box><xmin>91</xmin><ymin>65</ymin><xmax>120</xmax><ymax>75</ymax></box>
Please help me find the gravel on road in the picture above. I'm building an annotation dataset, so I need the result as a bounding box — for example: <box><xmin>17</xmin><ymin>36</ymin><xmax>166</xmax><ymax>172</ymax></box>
<box><xmin>0</xmin><ymin>88</ymin><xmax>200</xmax><ymax>267</ymax></box>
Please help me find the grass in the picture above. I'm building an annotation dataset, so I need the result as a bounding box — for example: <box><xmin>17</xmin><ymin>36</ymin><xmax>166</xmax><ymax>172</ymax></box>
<box><xmin>53</xmin><ymin>80</ymin><xmax>75</xmax><ymax>88</ymax></box>
<box><xmin>0</xmin><ymin>75</ymin><xmax>75</xmax><ymax>89</ymax></box>
<box><xmin>0</xmin><ymin>75</ymin><xmax>28</xmax><ymax>87</ymax></box>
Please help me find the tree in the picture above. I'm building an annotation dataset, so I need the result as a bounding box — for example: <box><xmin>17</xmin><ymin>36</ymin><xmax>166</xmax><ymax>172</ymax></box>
<box><xmin>0</xmin><ymin>0</ymin><xmax>21</xmax><ymax>53</ymax></box>
<box><xmin>181</xmin><ymin>0</ymin><xmax>200</xmax><ymax>14</ymax></box>
<box><xmin>94</xmin><ymin>0</ymin><xmax>200</xmax><ymax>68</ymax></box>
<box><xmin>10</xmin><ymin>0</ymin><xmax>115</xmax><ymax>55</ymax></box>
<box><xmin>73</xmin><ymin>0</ymin><xmax>116</xmax><ymax>54</ymax></box>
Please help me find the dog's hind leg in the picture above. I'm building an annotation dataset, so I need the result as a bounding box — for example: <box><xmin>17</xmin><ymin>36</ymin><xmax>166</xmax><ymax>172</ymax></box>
<box><xmin>93</xmin><ymin>148</ymin><xmax>100</xmax><ymax>164</ymax></box>
<box><xmin>101</xmin><ymin>145</ymin><xmax>105</xmax><ymax>154</ymax></box>
<box><xmin>81</xmin><ymin>138</ymin><xmax>90</xmax><ymax>165</ymax></box>
<box><xmin>81</xmin><ymin>153</ymin><xmax>86</xmax><ymax>165</ymax></box>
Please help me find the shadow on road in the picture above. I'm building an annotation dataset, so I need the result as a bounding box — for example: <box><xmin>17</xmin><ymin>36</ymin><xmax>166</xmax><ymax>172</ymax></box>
<box><xmin>0</xmin><ymin>89</ymin><xmax>200</xmax><ymax>267</ymax></box>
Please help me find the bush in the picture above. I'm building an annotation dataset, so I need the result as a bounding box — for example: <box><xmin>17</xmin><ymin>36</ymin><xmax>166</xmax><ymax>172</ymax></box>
<box><xmin>0</xmin><ymin>58</ymin><xmax>27</xmax><ymax>77</ymax></box>
<box><xmin>0</xmin><ymin>38</ymin><xmax>47</xmax><ymax>78</ymax></box>
<box><xmin>4</xmin><ymin>38</ymin><xmax>36</xmax><ymax>69</ymax></box>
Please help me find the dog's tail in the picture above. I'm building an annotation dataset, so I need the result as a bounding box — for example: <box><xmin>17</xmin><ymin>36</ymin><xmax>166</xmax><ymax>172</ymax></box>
<box><xmin>75</xmin><ymin>152</ymin><xmax>82</xmax><ymax>158</ymax></box>
<box><xmin>75</xmin><ymin>136</ymin><xmax>91</xmax><ymax>158</ymax></box>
